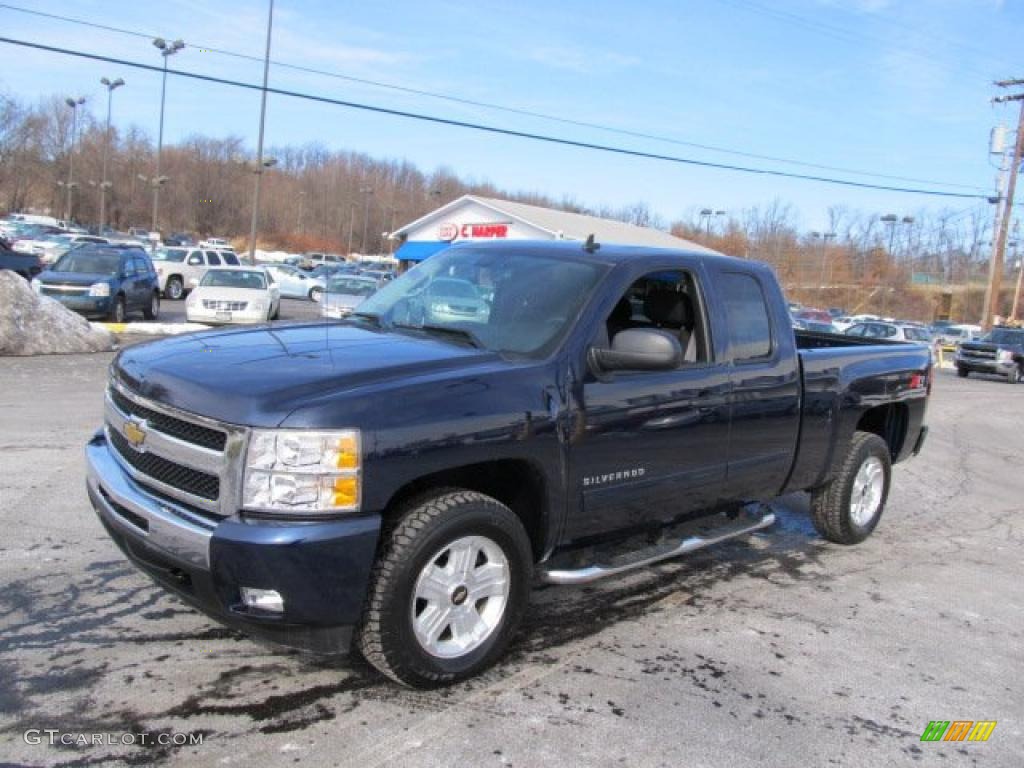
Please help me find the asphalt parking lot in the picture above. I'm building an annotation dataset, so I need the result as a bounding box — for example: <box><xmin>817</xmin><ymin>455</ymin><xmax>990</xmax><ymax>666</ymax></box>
<box><xmin>0</xmin><ymin>359</ymin><xmax>1020</xmax><ymax>767</ymax></box>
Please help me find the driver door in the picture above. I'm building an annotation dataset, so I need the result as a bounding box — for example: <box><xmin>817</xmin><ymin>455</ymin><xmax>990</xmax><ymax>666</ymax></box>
<box><xmin>563</xmin><ymin>267</ymin><xmax>731</xmax><ymax>544</ymax></box>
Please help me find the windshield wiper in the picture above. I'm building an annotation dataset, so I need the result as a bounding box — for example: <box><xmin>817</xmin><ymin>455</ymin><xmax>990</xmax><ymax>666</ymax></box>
<box><xmin>393</xmin><ymin>323</ymin><xmax>484</xmax><ymax>349</ymax></box>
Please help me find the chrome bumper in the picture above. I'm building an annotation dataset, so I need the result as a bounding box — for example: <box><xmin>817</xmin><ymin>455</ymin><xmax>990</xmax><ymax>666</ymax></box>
<box><xmin>86</xmin><ymin>432</ymin><xmax>214</xmax><ymax>570</ymax></box>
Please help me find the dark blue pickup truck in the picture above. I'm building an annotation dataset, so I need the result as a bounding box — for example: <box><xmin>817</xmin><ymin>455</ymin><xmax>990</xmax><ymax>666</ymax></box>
<box><xmin>86</xmin><ymin>241</ymin><xmax>930</xmax><ymax>686</ymax></box>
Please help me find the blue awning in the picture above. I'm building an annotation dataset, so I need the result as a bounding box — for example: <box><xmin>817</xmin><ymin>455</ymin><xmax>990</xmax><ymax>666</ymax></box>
<box><xmin>395</xmin><ymin>240</ymin><xmax>451</xmax><ymax>262</ymax></box>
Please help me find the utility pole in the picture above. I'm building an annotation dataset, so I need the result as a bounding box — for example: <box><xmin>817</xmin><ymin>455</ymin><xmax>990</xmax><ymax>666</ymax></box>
<box><xmin>983</xmin><ymin>79</ymin><xmax>1024</xmax><ymax>328</ymax></box>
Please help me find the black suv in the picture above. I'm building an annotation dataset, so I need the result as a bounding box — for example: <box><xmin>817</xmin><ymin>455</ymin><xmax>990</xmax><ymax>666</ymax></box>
<box><xmin>956</xmin><ymin>326</ymin><xmax>1024</xmax><ymax>383</ymax></box>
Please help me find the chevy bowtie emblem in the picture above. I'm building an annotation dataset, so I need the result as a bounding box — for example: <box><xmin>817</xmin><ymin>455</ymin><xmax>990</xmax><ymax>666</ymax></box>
<box><xmin>123</xmin><ymin>418</ymin><xmax>147</xmax><ymax>448</ymax></box>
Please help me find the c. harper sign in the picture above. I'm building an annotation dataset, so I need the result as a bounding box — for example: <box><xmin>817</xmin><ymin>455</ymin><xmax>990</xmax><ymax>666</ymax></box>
<box><xmin>438</xmin><ymin>221</ymin><xmax>511</xmax><ymax>240</ymax></box>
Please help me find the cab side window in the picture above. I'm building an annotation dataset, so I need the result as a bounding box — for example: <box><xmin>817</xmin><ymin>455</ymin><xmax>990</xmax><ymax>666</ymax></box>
<box><xmin>187</xmin><ymin>251</ymin><xmax>203</xmax><ymax>266</ymax></box>
<box><xmin>720</xmin><ymin>272</ymin><xmax>772</xmax><ymax>362</ymax></box>
<box><xmin>206</xmin><ymin>251</ymin><xmax>222</xmax><ymax>266</ymax></box>
<box><xmin>601</xmin><ymin>270</ymin><xmax>708</xmax><ymax>364</ymax></box>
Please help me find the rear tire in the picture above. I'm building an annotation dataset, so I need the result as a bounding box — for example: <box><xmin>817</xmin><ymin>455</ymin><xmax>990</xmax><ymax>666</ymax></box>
<box><xmin>143</xmin><ymin>292</ymin><xmax>160</xmax><ymax>320</ymax></box>
<box><xmin>810</xmin><ymin>431</ymin><xmax>891</xmax><ymax>545</ymax></box>
<box><xmin>956</xmin><ymin>367</ymin><xmax>968</xmax><ymax>378</ymax></box>
<box><xmin>165</xmin><ymin>276</ymin><xmax>184</xmax><ymax>300</ymax></box>
<box><xmin>309</xmin><ymin>287</ymin><xmax>323</xmax><ymax>302</ymax></box>
<box><xmin>357</xmin><ymin>490</ymin><xmax>532</xmax><ymax>688</ymax></box>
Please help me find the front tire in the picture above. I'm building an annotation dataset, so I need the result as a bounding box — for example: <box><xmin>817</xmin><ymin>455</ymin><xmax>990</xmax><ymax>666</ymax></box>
<box><xmin>309</xmin><ymin>287</ymin><xmax>323</xmax><ymax>302</ymax></box>
<box><xmin>357</xmin><ymin>490</ymin><xmax>532</xmax><ymax>688</ymax></box>
<box><xmin>143</xmin><ymin>291</ymin><xmax>160</xmax><ymax>320</ymax></box>
<box><xmin>810</xmin><ymin>431</ymin><xmax>891</xmax><ymax>545</ymax></box>
<box><xmin>165</xmin><ymin>276</ymin><xmax>184</xmax><ymax>300</ymax></box>
<box><xmin>108</xmin><ymin>295</ymin><xmax>126</xmax><ymax>323</ymax></box>
<box><xmin>956</xmin><ymin>366</ymin><xmax>969</xmax><ymax>378</ymax></box>
<box><xmin>1007</xmin><ymin>365</ymin><xmax>1021</xmax><ymax>384</ymax></box>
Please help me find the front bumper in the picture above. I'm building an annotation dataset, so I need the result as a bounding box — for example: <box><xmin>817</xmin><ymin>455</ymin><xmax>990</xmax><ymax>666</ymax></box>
<box><xmin>185</xmin><ymin>306</ymin><xmax>268</xmax><ymax>325</ymax></box>
<box><xmin>955</xmin><ymin>357</ymin><xmax>1015</xmax><ymax>375</ymax></box>
<box><xmin>45</xmin><ymin>293</ymin><xmax>112</xmax><ymax>317</ymax></box>
<box><xmin>85</xmin><ymin>431</ymin><xmax>381</xmax><ymax>654</ymax></box>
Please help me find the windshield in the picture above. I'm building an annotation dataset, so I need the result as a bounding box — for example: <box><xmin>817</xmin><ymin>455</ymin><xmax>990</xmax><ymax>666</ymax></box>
<box><xmin>200</xmin><ymin>270</ymin><xmax>267</xmax><ymax>289</ymax></box>
<box><xmin>327</xmin><ymin>277</ymin><xmax>378</xmax><ymax>296</ymax></box>
<box><xmin>52</xmin><ymin>250</ymin><xmax>121</xmax><ymax>275</ymax></box>
<box><xmin>985</xmin><ymin>329</ymin><xmax>1024</xmax><ymax>345</ymax></box>
<box><xmin>356</xmin><ymin>247</ymin><xmax>605</xmax><ymax>356</ymax></box>
<box><xmin>152</xmin><ymin>248</ymin><xmax>187</xmax><ymax>262</ymax></box>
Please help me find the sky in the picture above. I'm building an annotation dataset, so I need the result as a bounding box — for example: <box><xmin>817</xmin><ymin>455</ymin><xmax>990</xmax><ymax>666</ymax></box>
<box><xmin>0</xmin><ymin>0</ymin><xmax>1020</xmax><ymax>231</ymax></box>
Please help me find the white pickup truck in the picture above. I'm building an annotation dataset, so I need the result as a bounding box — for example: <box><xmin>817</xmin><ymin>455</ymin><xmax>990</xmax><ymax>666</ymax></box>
<box><xmin>151</xmin><ymin>247</ymin><xmax>241</xmax><ymax>299</ymax></box>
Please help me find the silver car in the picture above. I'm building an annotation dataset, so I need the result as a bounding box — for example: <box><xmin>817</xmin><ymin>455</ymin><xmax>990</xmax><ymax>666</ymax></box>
<box><xmin>320</xmin><ymin>275</ymin><xmax>381</xmax><ymax>319</ymax></box>
<box><xmin>265</xmin><ymin>263</ymin><xmax>327</xmax><ymax>301</ymax></box>
<box><xmin>424</xmin><ymin>278</ymin><xmax>489</xmax><ymax>324</ymax></box>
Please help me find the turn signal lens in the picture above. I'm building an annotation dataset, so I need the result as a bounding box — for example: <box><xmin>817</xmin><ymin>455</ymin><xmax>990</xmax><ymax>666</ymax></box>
<box><xmin>333</xmin><ymin>435</ymin><xmax>359</xmax><ymax>469</ymax></box>
<box><xmin>331</xmin><ymin>476</ymin><xmax>359</xmax><ymax>507</ymax></box>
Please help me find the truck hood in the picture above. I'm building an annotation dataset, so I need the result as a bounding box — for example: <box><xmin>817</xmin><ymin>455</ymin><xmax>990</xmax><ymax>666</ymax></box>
<box><xmin>113</xmin><ymin>322</ymin><xmax>503</xmax><ymax>426</ymax></box>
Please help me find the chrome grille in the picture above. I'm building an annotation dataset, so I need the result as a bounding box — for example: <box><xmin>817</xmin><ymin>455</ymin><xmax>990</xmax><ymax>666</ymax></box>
<box><xmin>960</xmin><ymin>347</ymin><xmax>995</xmax><ymax>360</ymax></box>
<box><xmin>202</xmin><ymin>300</ymin><xmax>248</xmax><ymax>311</ymax></box>
<box><xmin>108</xmin><ymin>428</ymin><xmax>220</xmax><ymax>500</ymax></box>
<box><xmin>104</xmin><ymin>381</ymin><xmax>248</xmax><ymax>517</ymax></box>
<box><xmin>41</xmin><ymin>284</ymin><xmax>89</xmax><ymax>296</ymax></box>
<box><xmin>109</xmin><ymin>388</ymin><xmax>226</xmax><ymax>450</ymax></box>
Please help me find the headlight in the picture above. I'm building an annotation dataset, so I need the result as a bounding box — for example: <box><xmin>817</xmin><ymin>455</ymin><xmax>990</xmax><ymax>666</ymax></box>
<box><xmin>243</xmin><ymin>429</ymin><xmax>360</xmax><ymax>515</ymax></box>
<box><xmin>31</xmin><ymin>278</ymin><xmax>42</xmax><ymax>293</ymax></box>
<box><xmin>997</xmin><ymin>349</ymin><xmax>1014</xmax><ymax>363</ymax></box>
<box><xmin>89</xmin><ymin>282</ymin><xmax>111</xmax><ymax>297</ymax></box>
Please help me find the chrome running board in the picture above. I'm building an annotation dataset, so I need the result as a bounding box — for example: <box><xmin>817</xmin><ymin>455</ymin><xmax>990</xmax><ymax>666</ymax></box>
<box><xmin>539</xmin><ymin>507</ymin><xmax>775</xmax><ymax>585</ymax></box>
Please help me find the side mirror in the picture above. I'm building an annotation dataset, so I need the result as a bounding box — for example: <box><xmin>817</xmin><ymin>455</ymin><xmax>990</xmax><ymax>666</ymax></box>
<box><xmin>588</xmin><ymin>329</ymin><xmax>682</xmax><ymax>374</ymax></box>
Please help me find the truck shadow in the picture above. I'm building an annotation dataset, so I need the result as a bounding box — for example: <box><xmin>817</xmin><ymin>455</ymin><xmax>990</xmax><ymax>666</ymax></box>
<box><xmin>1</xmin><ymin>495</ymin><xmax>834</xmax><ymax>763</ymax></box>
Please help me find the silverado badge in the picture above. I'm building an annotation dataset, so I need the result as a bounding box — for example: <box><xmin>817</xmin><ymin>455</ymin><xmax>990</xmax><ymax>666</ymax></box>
<box><xmin>123</xmin><ymin>418</ymin><xmax>147</xmax><ymax>449</ymax></box>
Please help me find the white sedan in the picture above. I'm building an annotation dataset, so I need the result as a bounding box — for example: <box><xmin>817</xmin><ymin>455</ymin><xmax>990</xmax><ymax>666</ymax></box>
<box><xmin>186</xmin><ymin>267</ymin><xmax>280</xmax><ymax>325</ymax></box>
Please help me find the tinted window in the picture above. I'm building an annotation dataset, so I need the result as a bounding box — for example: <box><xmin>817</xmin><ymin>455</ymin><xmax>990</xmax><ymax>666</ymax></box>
<box><xmin>987</xmin><ymin>329</ymin><xmax>1024</xmax><ymax>345</ymax></box>
<box><xmin>721</xmin><ymin>272</ymin><xmax>772</xmax><ymax>361</ymax></box>
<box><xmin>206</xmin><ymin>251</ymin><xmax>222</xmax><ymax>266</ymax></box>
<box><xmin>221</xmin><ymin>252</ymin><xmax>240</xmax><ymax>266</ymax></box>
<box><xmin>845</xmin><ymin>324</ymin><xmax>867</xmax><ymax>337</ymax></box>
<box><xmin>54</xmin><ymin>250</ymin><xmax>122</xmax><ymax>275</ymax></box>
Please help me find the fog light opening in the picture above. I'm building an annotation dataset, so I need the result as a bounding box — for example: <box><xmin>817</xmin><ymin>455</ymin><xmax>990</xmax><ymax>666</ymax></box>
<box><xmin>240</xmin><ymin>587</ymin><xmax>284</xmax><ymax>613</ymax></box>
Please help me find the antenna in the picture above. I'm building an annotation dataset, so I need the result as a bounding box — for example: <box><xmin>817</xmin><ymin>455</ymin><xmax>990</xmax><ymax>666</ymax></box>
<box><xmin>583</xmin><ymin>234</ymin><xmax>600</xmax><ymax>253</ymax></box>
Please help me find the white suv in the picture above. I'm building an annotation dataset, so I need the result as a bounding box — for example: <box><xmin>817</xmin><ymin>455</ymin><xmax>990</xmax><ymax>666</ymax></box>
<box><xmin>152</xmin><ymin>247</ymin><xmax>241</xmax><ymax>299</ymax></box>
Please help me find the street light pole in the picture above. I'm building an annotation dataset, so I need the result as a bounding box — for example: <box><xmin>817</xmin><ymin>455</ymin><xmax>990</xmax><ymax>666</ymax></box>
<box><xmin>347</xmin><ymin>203</ymin><xmax>356</xmax><ymax>256</ymax></box>
<box><xmin>99</xmin><ymin>77</ymin><xmax>124</xmax><ymax>232</ymax></box>
<box><xmin>247</xmin><ymin>0</ymin><xmax>275</xmax><ymax>264</ymax></box>
<box><xmin>360</xmin><ymin>186</ymin><xmax>374</xmax><ymax>254</ymax></box>
<box><xmin>64</xmin><ymin>97</ymin><xmax>85</xmax><ymax>222</ymax></box>
<box><xmin>152</xmin><ymin>37</ymin><xmax>184</xmax><ymax>233</ymax></box>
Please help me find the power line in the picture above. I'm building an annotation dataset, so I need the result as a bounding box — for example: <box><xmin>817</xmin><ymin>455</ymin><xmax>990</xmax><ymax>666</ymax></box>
<box><xmin>0</xmin><ymin>1</ymin><xmax>987</xmax><ymax>193</ymax></box>
<box><xmin>0</xmin><ymin>35</ymin><xmax>991</xmax><ymax>201</ymax></box>
<box><xmin>718</xmin><ymin>0</ymin><xmax>1011</xmax><ymax>82</ymax></box>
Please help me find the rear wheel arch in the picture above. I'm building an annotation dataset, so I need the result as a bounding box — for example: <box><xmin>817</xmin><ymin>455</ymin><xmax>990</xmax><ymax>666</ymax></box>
<box><xmin>855</xmin><ymin>402</ymin><xmax>909</xmax><ymax>461</ymax></box>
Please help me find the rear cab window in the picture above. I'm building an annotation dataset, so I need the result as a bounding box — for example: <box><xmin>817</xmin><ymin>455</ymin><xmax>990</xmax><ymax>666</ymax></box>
<box><xmin>720</xmin><ymin>272</ymin><xmax>773</xmax><ymax>362</ymax></box>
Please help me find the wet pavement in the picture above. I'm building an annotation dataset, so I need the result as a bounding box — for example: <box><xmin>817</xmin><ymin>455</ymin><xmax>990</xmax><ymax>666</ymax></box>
<box><xmin>0</xmin><ymin>357</ymin><xmax>1020</xmax><ymax>767</ymax></box>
